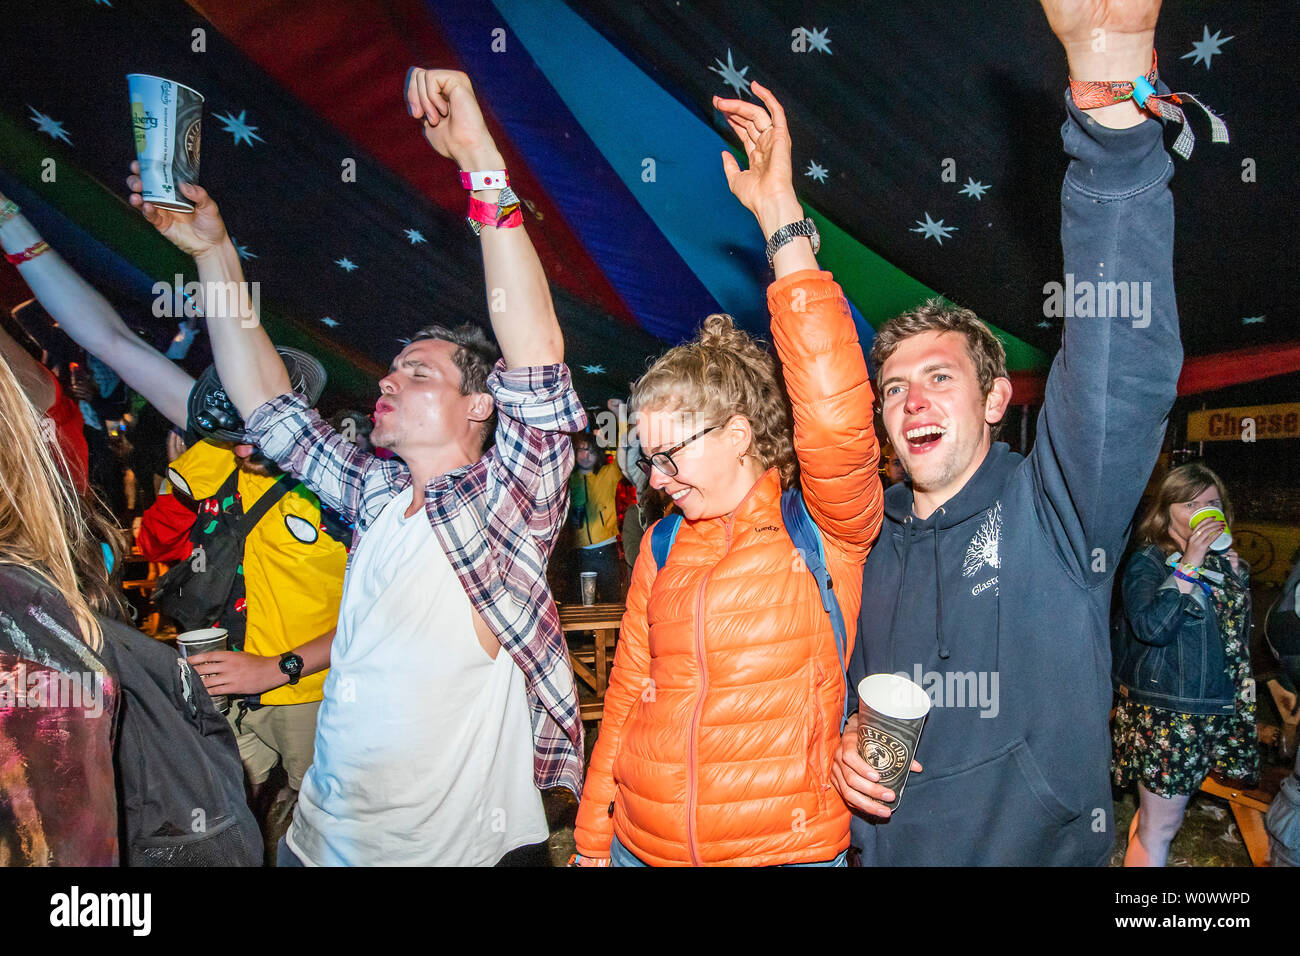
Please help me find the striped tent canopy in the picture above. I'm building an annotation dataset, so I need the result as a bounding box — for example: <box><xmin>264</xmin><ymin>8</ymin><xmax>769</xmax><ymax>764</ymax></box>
<box><xmin>1</xmin><ymin>0</ymin><xmax>1294</xmax><ymax>413</ymax></box>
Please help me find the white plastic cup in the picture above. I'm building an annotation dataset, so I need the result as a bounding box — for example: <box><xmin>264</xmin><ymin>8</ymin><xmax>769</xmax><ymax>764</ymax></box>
<box><xmin>857</xmin><ymin>673</ymin><xmax>931</xmax><ymax>811</ymax></box>
<box><xmin>1189</xmin><ymin>506</ymin><xmax>1232</xmax><ymax>552</ymax></box>
<box><xmin>128</xmin><ymin>74</ymin><xmax>204</xmax><ymax>211</ymax></box>
<box><xmin>175</xmin><ymin>626</ymin><xmax>228</xmax><ymax>712</ymax></box>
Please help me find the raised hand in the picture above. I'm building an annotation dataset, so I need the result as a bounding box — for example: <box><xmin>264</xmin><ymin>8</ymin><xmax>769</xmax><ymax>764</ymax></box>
<box><xmin>1039</xmin><ymin>0</ymin><xmax>1160</xmax><ymax>50</ymax></box>
<box><xmin>1040</xmin><ymin>0</ymin><xmax>1160</xmax><ymax>128</ymax></box>
<box><xmin>713</xmin><ymin>81</ymin><xmax>803</xmax><ymax>237</ymax></box>
<box><xmin>405</xmin><ymin>68</ymin><xmax>502</xmax><ymax>170</ymax></box>
<box><xmin>126</xmin><ymin>161</ymin><xmax>228</xmax><ymax>259</ymax></box>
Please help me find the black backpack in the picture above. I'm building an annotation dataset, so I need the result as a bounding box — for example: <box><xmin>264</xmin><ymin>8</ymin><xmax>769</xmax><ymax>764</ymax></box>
<box><xmin>151</xmin><ymin>470</ymin><xmax>290</xmax><ymax>633</ymax></box>
<box><xmin>97</xmin><ymin>616</ymin><xmax>261</xmax><ymax>866</ymax></box>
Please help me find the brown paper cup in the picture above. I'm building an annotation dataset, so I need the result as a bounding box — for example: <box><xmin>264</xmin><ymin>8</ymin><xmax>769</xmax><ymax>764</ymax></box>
<box><xmin>857</xmin><ymin>673</ymin><xmax>931</xmax><ymax>811</ymax></box>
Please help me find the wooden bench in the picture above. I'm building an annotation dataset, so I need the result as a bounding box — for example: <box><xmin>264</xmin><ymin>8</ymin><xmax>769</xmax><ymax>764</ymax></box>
<box><xmin>1200</xmin><ymin>764</ymin><xmax>1291</xmax><ymax>867</ymax></box>
<box><xmin>559</xmin><ymin>602</ymin><xmax>624</xmax><ymax>726</ymax></box>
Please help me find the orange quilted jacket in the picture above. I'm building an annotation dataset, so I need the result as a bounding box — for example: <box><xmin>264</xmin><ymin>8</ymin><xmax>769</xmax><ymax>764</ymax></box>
<box><xmin>573</xmin><ymin>270</ymin><xmax>882</xmax><ymax>865</ymax></box>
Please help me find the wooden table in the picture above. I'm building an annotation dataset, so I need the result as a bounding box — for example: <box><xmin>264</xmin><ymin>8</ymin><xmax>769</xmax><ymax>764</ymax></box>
<box><xmin>558</xmin><ymin>602</ymin><xmax>625</xmax><ymax>724</ymax></box>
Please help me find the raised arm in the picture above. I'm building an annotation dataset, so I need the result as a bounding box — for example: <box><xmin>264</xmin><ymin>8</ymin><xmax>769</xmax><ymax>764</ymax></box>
<box><xmin>0</xmin><ymin>190</ymin><xmax>195</xmax><ymax>427</ymax></box>
<box><xmin>407</xmin><ymin>69</ymin><xmax>563</xmax><ymax>368</ymax></box>
<box><xmin>713</xmin><ymin>84</ymin><xmax>882</xmax><ymax>558</ymax></box>
<box><xmin>126</xmin><ymin>165</ymin><xmax>290</xmax><ymax>417</ymax></box>
<box><xmin>1028</xmin><ymin>0</ymin><xmax>1181</xmax><ymax>580</ymax></box>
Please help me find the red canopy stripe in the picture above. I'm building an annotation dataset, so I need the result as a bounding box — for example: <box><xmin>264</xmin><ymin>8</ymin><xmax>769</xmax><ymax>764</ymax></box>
<box><xmin>185</xmin><ymin>0</ymin><xmax>636</xmax><ymax>326</ymax></box>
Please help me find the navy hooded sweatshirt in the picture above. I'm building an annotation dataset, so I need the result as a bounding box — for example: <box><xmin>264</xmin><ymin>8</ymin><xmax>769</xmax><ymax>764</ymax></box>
<box><xmin>848</xmin><ymin>93</ymin><xmax>1182</xmax><ymax>866</ymax></box>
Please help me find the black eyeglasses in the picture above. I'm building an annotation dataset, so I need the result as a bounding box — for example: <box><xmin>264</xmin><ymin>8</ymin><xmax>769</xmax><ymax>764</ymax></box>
<box><xmin>636</xmin><ymin>423</ymin><xmax>721</xmax><ymax>478</ymax></box>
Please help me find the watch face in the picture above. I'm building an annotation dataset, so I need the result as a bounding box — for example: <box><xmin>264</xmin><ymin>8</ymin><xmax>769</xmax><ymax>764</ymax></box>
<box><xmin>281</xmin><ymin>654</ymin><xmax>303</xmax><ymax>676</ymax></box>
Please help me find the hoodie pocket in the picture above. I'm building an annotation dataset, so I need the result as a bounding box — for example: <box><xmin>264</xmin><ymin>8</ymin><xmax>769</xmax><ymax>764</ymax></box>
<box><xmin>869</xmin><ymin>736</ymin><xmax>1081</xmax><ymax>865</ymax></box>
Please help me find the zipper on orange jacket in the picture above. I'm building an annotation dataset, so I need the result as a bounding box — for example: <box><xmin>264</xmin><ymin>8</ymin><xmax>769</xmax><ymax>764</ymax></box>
<box><xmin>686</xmin><ymin>513</ymin><xmax>735</xmax><ymax>866</ymax></box>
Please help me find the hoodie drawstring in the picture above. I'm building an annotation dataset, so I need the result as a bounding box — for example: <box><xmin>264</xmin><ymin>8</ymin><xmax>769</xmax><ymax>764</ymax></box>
<box><xmin>885</xmin><ymin>516</ymin><xmax>913</xmax><ymax>672</ymax></box>
<box><xmin>887</xmin><ymin>509</ymin><xmax>951</xmax><ymax>668</ymax></box>
<box><xmin>934</xmin><ymin>508</ymin><xmax>950</xmax><ymax>660</ymax></box>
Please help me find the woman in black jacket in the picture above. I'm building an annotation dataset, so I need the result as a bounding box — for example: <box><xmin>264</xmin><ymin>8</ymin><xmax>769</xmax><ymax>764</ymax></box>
<box><xmin>1112</xmin><ymin>463</ymin><xmax>1256</xmax><ymax>866</ymax></box>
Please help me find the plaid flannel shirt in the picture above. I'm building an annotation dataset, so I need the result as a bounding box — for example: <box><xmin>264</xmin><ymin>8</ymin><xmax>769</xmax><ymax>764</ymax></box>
<box><xmin>245</xmin><ymin>360</ymin><xmax>588</xmax><ymax>794</ymax></box>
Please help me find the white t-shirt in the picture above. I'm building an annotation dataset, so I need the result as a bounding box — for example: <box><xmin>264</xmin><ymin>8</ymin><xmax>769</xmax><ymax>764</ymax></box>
<box><xmin>286</xmin><ymin>488</ymin><xmax>548</xmax><ymax>865</ymax></box>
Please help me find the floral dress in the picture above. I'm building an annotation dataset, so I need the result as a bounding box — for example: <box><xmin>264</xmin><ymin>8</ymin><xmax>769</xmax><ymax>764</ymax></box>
<box><xmin>1112</xmin><ymin>552</ymin><xmax>1258</xmax><ymax>798</ymax></box>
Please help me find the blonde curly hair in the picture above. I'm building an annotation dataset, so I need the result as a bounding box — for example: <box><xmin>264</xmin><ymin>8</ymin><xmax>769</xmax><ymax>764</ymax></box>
<box><xmin>631</xmin><ymin>314</ymin><xmax>797</xmax><ymax>489</ymax></box>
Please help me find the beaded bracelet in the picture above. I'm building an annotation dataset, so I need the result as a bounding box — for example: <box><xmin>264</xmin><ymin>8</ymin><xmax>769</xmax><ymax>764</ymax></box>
<box><xmin>0</xmin><ymin>199</ymin><xmax>19</xmax><ymax>228</ymax></box>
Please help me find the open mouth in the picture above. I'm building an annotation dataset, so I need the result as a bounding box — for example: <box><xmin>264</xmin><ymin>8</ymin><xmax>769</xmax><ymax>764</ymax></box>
<box><xmin>904</xmin><ymin>423</ymin><xmax>946</xmax><ymax>453</ymax></box>
<box><xmin>670</xmin><ymin>488</ymin><xmax>691</xmax><ymax>502</ymax></box>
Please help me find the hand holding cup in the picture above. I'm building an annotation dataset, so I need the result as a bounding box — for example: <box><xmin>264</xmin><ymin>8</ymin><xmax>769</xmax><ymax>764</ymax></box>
<box><xmin>831</xmin><ymin>711</ymin><xmax>923</xmax><ymax>818</ymax></box>
<box><xmin>127</xmin><ymin>162</ymin><xmax>229</xmax><ymax>259</ymax></box>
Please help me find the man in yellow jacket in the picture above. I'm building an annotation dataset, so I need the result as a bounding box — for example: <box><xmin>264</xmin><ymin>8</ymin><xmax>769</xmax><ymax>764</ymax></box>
<box><xmin>141</xmin><ymin>433</ymin><xmax>347</xmax><ymax>806</ymax></box>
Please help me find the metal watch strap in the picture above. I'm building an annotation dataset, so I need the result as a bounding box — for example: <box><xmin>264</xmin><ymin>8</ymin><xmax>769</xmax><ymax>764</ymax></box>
<box><xmin>765</xmin><ymin>217</ymin><xmax>820</xmax><ymax>265</ymax></box>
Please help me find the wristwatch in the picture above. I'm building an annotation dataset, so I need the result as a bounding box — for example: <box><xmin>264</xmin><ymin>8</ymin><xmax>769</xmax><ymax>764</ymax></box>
<box><xmin>765</xmin><ymin>217</ymin><xmax>820</xmax><ymax>265</ymax></box>
<box><xmin>279</xmin><ymin>652</ymin><xmax>304</xmax><ymax>686</ymax></box>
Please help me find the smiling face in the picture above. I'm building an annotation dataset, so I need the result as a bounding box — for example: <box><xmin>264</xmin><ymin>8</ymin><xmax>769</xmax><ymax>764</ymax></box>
<box><xmin>372</xmin><ymin>338</ymin><xmax>486</xmax><ymax>461</ymax></box>
<box><xmin>878</xmin><ymin>330</ymin><xmax>1011</xmax><ymax>512</ymax></box>
<box><xmin>637</xmin><ymin>407</ymin><xmax>761</xmax><ymax>521</ymax></box>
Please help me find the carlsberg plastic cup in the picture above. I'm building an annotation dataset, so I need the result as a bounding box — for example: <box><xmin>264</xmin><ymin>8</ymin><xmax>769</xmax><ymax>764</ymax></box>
<box><xmin>857</xmin><ymin>673</ymin><xmax>931</xmax><ymax>811</ymax></box>
<box><xmin>128</xmin><ymin>74</ymin><xmax>204</xmax><ymax>211</ymax></box>
<box><xmin>175</xmin><ymin>627</ymin><xmax>228</xmax><ymax>712</ymax></box>
<box><xmin>1189</xmin><ymin>507</ymin><xmax>1232</xmax><ymax>552</ymax></box>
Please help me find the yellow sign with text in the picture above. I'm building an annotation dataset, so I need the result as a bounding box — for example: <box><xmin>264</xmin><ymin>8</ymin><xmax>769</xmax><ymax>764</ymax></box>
<box><xmin>1187</xmin><ymin>403</ymin><xmax>1300</xmax><ymax>442</ymax></box>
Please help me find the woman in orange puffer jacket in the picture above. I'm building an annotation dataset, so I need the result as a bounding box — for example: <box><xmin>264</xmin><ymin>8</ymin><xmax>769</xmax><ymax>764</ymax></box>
<box><xmin>572</xmin><ymin>83</ymin><xmax>883</xmax><ymax>866</ymax></box>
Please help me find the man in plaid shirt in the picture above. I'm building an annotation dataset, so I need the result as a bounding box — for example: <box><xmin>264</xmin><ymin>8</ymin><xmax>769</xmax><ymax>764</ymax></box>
<box><xmin>130</xmin><ymin>68</ymin><xmax>585</xmax><ymax>865</ymax></box>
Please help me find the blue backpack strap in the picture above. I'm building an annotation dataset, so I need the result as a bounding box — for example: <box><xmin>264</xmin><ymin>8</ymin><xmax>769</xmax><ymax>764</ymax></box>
<box><xmin>780</xmin><ymin>488</ymin><xmax>851</xmax><ymax>729</ymax></box>
<box><xmin>651</xmin><ymin>513</ymin><xmax>684</xmax><ymax>571</ymax></box>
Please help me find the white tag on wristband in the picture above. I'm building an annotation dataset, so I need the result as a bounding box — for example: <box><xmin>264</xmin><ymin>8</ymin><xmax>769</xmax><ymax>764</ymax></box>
<box><xmin>459</xmin><ymin>169</ymin><xmax>509</xmax><ymax>191</ymax></box>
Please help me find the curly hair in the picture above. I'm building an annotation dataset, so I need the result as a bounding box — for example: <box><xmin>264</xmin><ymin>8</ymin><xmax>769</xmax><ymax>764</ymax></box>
<box><xmin>630</xmin><ymin>314</ymin><xmax>797</xmax><ymax>489</ymax></box>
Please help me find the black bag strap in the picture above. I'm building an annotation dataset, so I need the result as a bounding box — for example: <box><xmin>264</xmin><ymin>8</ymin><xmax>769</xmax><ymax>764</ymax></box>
<box><xmin>233</xmin><ymin>474</ymin><xmax>293</xmax><ymax>541</ymax></box>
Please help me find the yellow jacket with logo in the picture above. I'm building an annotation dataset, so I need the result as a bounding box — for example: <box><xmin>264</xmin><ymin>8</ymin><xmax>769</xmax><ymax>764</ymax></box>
<box><xmin>161</xmin><ymin>441</ymin><xmax>346</xmax><ymax>705</ymax></box>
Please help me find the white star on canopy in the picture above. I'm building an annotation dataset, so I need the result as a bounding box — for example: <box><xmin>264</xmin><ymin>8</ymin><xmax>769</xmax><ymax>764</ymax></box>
<box><xmin>1181</xmin><ymin>26</ymin><xmax>1233</xmax><ymax>69</ymax></box>
<box><xmin>709</xmin><ymin>49</ymin><xmax>751</xmax><ymax>98</ymax></box>
<box><xmin>214</xmin><ymin>110</ymin><xmax>265</xmax><ymax>147</ymax></box>
<box><xmin>910</xmin><ymin>212</ymin><xmax>958</xmax><ymax>245</ymax></box>
<box><xmin>28</xmin><ymin>106</ymin><xmax>71</xmax><ymax>144</ymax></box>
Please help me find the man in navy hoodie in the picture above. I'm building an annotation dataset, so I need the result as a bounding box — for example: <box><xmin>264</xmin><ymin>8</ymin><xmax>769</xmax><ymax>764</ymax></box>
<box><xmin>832</xmin><ymin>0</ymin><xmax>1183</xmax><ymax>865</ymax></box>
